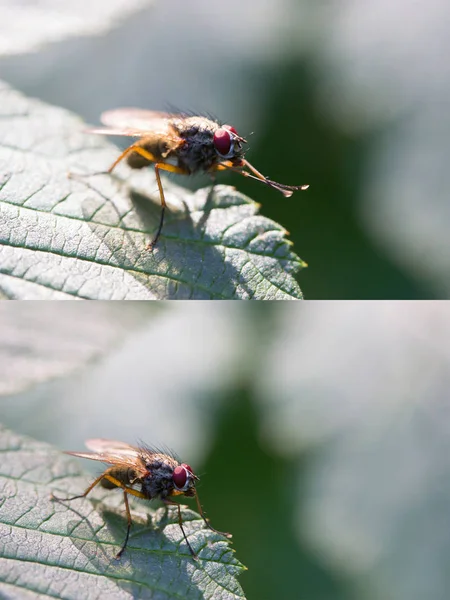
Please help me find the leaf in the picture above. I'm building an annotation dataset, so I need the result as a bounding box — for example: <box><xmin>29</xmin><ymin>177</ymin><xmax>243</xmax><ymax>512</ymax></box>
<box><xmin>0</xmin><ymin>1</ymin><xmax>154</xmax><ymax>56</ymax></box>
<box><xmin>0</xmin><ymin>303</ymin><xmax>158</xmax><ymax>397</ymax></box>
<box><xmin>0</xmin><ymin>425</ymin><xmax>246</xmax><ymax>600</ymax></box>
<box><xmin>0</xmin><ymin>81</ymin><xmax>305</xmax><ymax>300</ymax></box>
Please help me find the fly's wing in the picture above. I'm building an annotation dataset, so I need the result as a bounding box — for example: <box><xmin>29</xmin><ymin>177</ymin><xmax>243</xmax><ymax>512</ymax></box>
<box><xmin>84</xmin><ymin>438</ymin><xmax>139</xmax><ymax>454</ymax></box>
<box><xmin>65</xmin><ymin>439</ymin><xmax>148</xmax><ymax>475</ymax></box>
<box><xmin>100</xmin><ymin>108</ymin><xmax>176</xmax><ymax>133</ymax></box>
<box><xmin>87</xmin><ymin>109</ymin><xmax>184</xmax><ymax>150</ymax></box>
<box><xmin>85</xmin><ymin>127</ymin><xmax>146</xmax><ymax>137</ymax></box>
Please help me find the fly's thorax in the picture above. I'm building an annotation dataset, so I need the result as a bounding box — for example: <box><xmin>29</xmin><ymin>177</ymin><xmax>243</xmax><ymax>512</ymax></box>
<box><xmin>139</xmin><ymin>454</ymin><xmax>177</xmax><ymax>499</ymax></box>
<box><xmin>173</xmin><ymin>119</ymin><xmax>217</xmax><ymax>174</ymax></box>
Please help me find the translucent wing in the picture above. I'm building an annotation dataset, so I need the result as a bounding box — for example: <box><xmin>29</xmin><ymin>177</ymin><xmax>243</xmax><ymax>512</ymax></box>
<box><xmin>86</xmin><ymin>108</ymin><xmax>184</xmax><ymax>143</ymax></box>
<box><xmin>65</xmin><ymin>438</ymin><xmax>147</xmax><ymax>473</ymax></box>
<box><xmin>85</xmin><ymin>126</ymin><xmax>146</xmax><ymax>138</ymax></box>
<box><xmin>100</xmin><ymin>108</ymin><xmax>176</xmax><ymax>135</ymax></box>
<box><xmin>85</xmin><ymin>438</ymin><xmax>140</xmax><ymax>455</ymax></box>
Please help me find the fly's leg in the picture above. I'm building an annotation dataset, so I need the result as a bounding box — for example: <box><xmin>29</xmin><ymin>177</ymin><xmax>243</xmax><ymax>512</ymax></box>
<box><xmin>52</xmin><ymin>470</ymin><xmax>146</xmax><ymax>560</ymax></box>
<box><xmin>147</xmin><ymin>162</ymin><xmax>188</xmax><ymax>250</ymax></box>
<box><xmin>68</xmin><ymin>143</ymin><xmax>158</xmax><ymax>179</ymax></box>
<box><xmin>106</xmin><ymin>144</ymin><xmax>156</xmax><ymax>174</ymax></box>
<box><xmin>164</xmin><ymin>498</ymin><xmax>198</xmax><ymax>560</ymax></box>
<box><xmin>193</xmin><ymin>488</ymin><xmax>232</xmax><ymax>538</ymax></box>
<box><xmin>51</xmin><ymin>471</ymin><xmax>115</xmax><ymax>502</ymax></box>
<box><xmin>213</xmin><ymin>159</ymin><xmax>309</xmax><ymax>196</ymax></box>
<box><xmin>116</xmin><ymin>491</ymin><xmax>132</xmax><ymax>559</ymax></box>
<box><xmin>96</xmin><ymin>476</ymin><xmax>146</xmax><ymax>559</ymax></box>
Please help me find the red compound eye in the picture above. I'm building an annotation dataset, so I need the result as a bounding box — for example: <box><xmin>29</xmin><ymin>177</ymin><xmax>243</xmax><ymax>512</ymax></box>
<box><xmin>173</xmin><ymin>465</ymin><xmax>188</xmax><ymax>489</ymax></box>
<box><xmin>213</xmin><ymin>128</ymin><xmax>233</xmax><ymax>156</ymax></box>
<box><xmin>223</xmin><ymin>124</ymin><xmax>238</xmax><ymax>135</ymax></box>
<box><xmin>181</xmin><ymin>463</ymin><xmax>193</xmax><ymax>473</ymax></box>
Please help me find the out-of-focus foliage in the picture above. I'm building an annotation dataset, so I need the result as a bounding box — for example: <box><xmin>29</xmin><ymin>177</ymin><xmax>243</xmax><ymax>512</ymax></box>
<box><xmin>0</xmin><ymin>302</ymin><xmax>155</xmax><ymax>394</ymax></box>
<box><xmin>0</xmin><ymin>0</ymin><xmax>154</xmax><ymax>55</ymax></box>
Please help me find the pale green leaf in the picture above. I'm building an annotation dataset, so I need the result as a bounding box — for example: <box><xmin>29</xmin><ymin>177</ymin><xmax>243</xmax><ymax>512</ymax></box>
<box><xmin>0</xmin><ymin>425</ymin><xmax>246</xmax><ymax>600</ymax></box>
<box><xmin>0</xmin><ymin>81</ymin><xmax>305</xmax><ymax>300</ymax></box>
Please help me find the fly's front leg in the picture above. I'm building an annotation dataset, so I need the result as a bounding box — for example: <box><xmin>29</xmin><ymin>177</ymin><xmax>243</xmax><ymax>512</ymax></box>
<box><xmin>163</xmin><ymin>498</ymin><xmax>198</xmax><ymax>559</ymax></box>
<box><xmin>193</xmin><ymin>488</ymin><xmax>232</xmax><ymax>538</ymax></box>
<box><xmin>214</xmin><ymin>159</ymin><xmax>309</xmax><ymax>196</ymax></box>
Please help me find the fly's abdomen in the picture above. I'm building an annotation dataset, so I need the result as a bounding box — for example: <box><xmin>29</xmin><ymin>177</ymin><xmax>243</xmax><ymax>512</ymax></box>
<box><xmin>100</xmin><ymin>467</ymin><xmax>137</xmax><ymax>489</ymax></box>
<box><xmin>126</xmin><ymin>135</ymin><xmax>177</xmax><ymax>169</ymax></box>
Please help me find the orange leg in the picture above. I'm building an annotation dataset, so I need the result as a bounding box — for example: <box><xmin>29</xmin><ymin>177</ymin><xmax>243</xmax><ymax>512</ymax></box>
<box><xmin>106</xmin><ymin>145</ymin><xmax>188</xmax><ymax>250</ymax></box>
<box><xmin>52</xmin><ymin>470</ymin><xmax>147</xmax><ymax>559</ymax></box>
<box><xmin>52</xmin><ymin>470</ymin><xmax>146</xmax><ymax>502</ymax></box>
<box><xmin>52</xmin><ymin>471</ymin><xmax>113</xmax><ymax>502</ymax></box>
<box><xmin>193</xmin><ymin>489</ymin><xmax>231</xmax><ymax>539</ymax></box>
<box><xmin>146</xmin><ymin>161</ymin><xmax>188</xmax><ymax>250</ymax></box>
<box><xmin>213</xmin><ymin>159</ymin><xmax>309</xmax><ymax>197</ymax></box>
<box><xmin>117</xmin><ymin>491</ymin><xmax>132</xmax><ymax>559</ymax></box>
<box><xmin>163</xmin><ymin>498</ymin><xmax>198</xmax><ymax>559</ymax></box>
<box><xmin>106</xmin><ymin>144</ymin><xmax>157</xmax><ymax>173</ymax></box>
<box><xmin>72</xmin><ymin>145</ymin><xmax>158</xmax><ymax>177</ymax></box>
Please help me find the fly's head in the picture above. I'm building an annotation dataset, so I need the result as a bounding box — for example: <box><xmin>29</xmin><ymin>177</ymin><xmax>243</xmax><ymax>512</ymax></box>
<box><xmin>171</xmin><ymin>463</ymin><xmax>198</xmax><ymax>498</ymax></box>
<box><xmin>213</xmin><ymin>124</ymin><xmax>246</xmax><ymax>163</ymax></box>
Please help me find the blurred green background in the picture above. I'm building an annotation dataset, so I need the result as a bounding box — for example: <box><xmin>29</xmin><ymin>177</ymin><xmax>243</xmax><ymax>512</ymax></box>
<box><xmin>232</xmin><ymin>60</ymin><xmax>432</xmax><ymax>300</ymax></box>
<box><xmin>3</xmin><ymin>302</ymin><xmax>450</xmax><ymax>600</ymax></box>
<box><xmin>0</xmin><ymin>0</ymin><xmax>447</xmax><ymax>299</ymax></box>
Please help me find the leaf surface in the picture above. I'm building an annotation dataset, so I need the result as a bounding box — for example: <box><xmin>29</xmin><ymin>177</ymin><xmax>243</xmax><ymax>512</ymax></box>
<box><xmin>0</xmin><ymin>425</ymin><xmax>246</xmax><ymax>600</ymax></box>
<box><xmin>0</xmin><ymin>81</ymin><xmax>305</xmax><ymax>300</ymax></box>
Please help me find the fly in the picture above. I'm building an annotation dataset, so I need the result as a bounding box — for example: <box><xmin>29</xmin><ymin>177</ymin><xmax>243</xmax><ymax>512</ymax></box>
<box><xmin>52</xmin><ymin>438</ymin><xmax>230</xmax><ymax>559</ymax></box>
<box><xmin>87</xmin><ymin>109</ymin><xmax>309</xmax><ymax>249</ymax></box>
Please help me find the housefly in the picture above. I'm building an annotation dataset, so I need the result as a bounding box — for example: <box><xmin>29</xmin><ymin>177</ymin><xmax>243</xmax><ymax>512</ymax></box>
<box><xmin>53</xmin><ymin>439</ymin><xmax>230</xmax><ymax>559</ymax></box>
<box><xmin>88</xmin><ymin>109</ymin><xmax>309</xmax><ymax>249</ymax></box>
